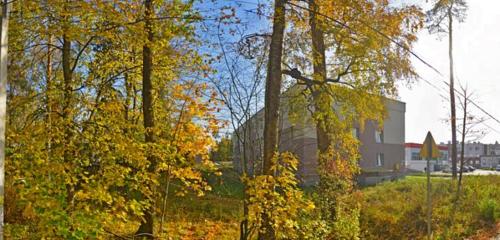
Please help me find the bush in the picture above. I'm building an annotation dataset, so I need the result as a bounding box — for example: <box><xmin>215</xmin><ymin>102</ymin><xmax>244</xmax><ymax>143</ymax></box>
<box><xmin>360</xmin><ymin>175</ymin><xmax>500</xmax><ymax>239</ymax></box>
<box><xmin>478</xmin><ymin>198</ymin><xmax>499</xmax><ymax>223</ymax></box>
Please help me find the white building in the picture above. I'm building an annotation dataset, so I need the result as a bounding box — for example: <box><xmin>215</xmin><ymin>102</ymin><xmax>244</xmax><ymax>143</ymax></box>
<box><xmin>455</xmin><ymin>142</ymin><xmax>486</xmax><ymax>158</ymax></box>
<box><xmin>404</xmin><ymin>143</ymin><xmax>449</xmax><ymax>172</ymax></box>
<box><xmin>480</xmin><ymin>155</ymin><xmax>500</xmax><ymax>168</ymax></box>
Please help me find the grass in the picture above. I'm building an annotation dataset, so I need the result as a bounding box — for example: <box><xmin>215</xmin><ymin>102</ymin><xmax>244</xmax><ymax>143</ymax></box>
<box><xmin>360</xmin><ymin>175</ymin><xmax>500</xmax><ymax>239</ymax></box>
<box><xmin>158</xmin><ymin>168</ymin><xmax>499</xmax><ymax>239</ymax></box>
<box><xmin>6</xmin><ymin>165</ymin><xmax>498</xmax><ymax>239</ymax></box>
<box><xmin>159</xmin><ymin>164</ymin><xmax>244</xmax><ymax>239</ymax></box>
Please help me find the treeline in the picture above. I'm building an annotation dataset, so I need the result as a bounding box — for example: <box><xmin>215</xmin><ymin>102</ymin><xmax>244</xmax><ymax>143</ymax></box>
<box><xmin>5</xmin><ymin>0</ymin><xmax>424</xmax><ymax>239</ymax></box>
<box><xmin>6</xmin><ymin>1</ymin><xmax>220</xmax><ymax>238</ymax></box>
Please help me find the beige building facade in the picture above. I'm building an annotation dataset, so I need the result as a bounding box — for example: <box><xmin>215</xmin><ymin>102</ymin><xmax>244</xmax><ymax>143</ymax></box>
<box><xmin>232</xmin><ymin>97</ymin><xmax>406</xmax><ymax>186</ymax></box>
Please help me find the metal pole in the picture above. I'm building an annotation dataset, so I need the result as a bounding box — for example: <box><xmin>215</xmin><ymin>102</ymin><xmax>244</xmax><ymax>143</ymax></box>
<box><xmin>0</xmin><ymin>0</ymin><xmax>10</xmax><ymax>238</ymax></box>
<box><xmin>427</xmin><ymin>141</ymin><xmax>432</xmax><ymax>240</ymax></box>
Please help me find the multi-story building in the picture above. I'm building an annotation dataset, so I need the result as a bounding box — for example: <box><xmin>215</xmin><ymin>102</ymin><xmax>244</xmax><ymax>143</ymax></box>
<box><xmin>480</xmin><ymin>155</ymin><xmax>500</xmax><ymax>168</ymax></box>
<box><xmin>485</xmin><ymin>141</ymin><xmax>500</xmax><ymax>155</ymax></box>
<box><xmin>445</xmin><ymin>141</ymin><xmax>500</xmax><ymax>168</ymax></box>
<box><xmin>455</xmin><ymin>141</ymin><xmax>486</xmax><ymax>158</ymax></box>
<box><xmin>232</xmin><ymin>96</ymin><xmax>406</xmax><ymax>186</ymax></box>
<box><xmin>404</xmin><ymin>143</ymin><xmax>449</xmax><ymax>171</ymax></box>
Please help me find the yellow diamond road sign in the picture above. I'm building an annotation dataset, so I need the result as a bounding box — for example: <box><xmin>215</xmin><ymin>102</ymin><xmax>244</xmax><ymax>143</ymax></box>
<box><xmin>420</xmin><ymin>131</ymin><xmax>441</xmax><ymax>159</ymax></box>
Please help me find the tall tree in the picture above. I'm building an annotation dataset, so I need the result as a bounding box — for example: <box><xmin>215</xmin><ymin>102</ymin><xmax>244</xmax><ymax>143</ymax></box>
<box><xmin>4</xmin><ymin>1</ymin><xmax>220</xmax><ymax>238</ymax></box>
<box><xmin>308</xmin><ymin>0</ymin><xmax>330</xmax><ymax>154</ymax></box>
<box><xmin>0</xmin><ymin>0</ymin><xmax>11</xmax><ymax>236</ymax></box>
<box><xmin>427</xmin><ymin>0</ymin><xmax>468</xmax><ymax>179</ymax></box>
<box><xmin>136</xmin><ymin>0</ymin><xmax>155</xmax><ymax>237</ymax></box>
<box><xmin>260</xmin><ymin>0</ymin><xmax>286</xmax><ymax>239</ymax></box>
<box><xmin>283</xmin><ymin>0</ymin><xmax>423</xmax><ymax>237</ymax></box>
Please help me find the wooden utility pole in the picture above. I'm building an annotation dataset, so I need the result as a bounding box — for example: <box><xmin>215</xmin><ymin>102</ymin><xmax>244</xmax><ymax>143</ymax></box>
<box><xmin>0</xmin><ymin>0</ymin><xmax>10</xmax><ymax>238</ymax></box>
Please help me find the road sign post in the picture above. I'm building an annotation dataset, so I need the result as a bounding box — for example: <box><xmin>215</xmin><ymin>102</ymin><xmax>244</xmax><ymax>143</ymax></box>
<box><xmin>426</xmin><ymin>138</ymin><xmax>432</xmax><ymax>240</ymax></box>
<box><xmin>420</xmin><ymin>131</ymin><xmax>440</xmax><ymax>240</ymax></box>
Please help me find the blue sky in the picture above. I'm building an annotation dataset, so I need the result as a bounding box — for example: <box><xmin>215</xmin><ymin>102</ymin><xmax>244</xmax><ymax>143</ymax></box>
<box><xmin>196</xmin><ymin>0</ymin><xmax>500</xmax><ymax>144</ymax></box>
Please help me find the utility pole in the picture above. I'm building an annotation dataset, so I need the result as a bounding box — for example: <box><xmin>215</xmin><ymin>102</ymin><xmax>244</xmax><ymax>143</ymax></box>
<box><xmin>0</xmin><ymin>0</ymin><xmax>10</xmax><ymax>238</ymax></box>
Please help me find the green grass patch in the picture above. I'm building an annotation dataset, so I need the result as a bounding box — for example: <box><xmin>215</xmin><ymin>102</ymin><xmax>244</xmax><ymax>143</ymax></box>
<box><xmin>360</xmin><ymin>175</ymin><xmax>500</xmax><ymax>239</ymax></box>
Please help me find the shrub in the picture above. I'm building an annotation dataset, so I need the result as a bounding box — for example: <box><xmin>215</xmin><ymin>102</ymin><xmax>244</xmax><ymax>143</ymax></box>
<box><xmin>478</xmin><ymin>198</ymin><xmax>499</xmax><ymax>223</ymax></box>
<box><xmin>360</xmin><ymin>176</ymin><xmax>500</xmax><ymax>239</ymax></box>
<box><xmin>245</xmin><ymin>152</ymin><xmax>323</xmax><ymax>239</ymax></box>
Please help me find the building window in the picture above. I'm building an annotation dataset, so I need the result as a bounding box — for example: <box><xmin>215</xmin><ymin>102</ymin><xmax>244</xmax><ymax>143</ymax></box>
<box><xmin>377</xmin><ymin>153</ymin><xmax>384</xmax><ymax>166</ymax></box>
<box><xmin>411</xmin><ymin>152</ymin><xmax>421</xmax><ymax>160</ymax></box>
<box><xmin>375</xmin><ymin>130</ymin><xmax>384</xmax><ymax>143</ymax></box>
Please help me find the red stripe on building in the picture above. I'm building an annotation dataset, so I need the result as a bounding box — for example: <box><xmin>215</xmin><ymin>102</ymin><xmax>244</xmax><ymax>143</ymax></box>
<box><xmin>405</xmin><ymin>142</ymin><xmax>448</xmax><ymax>151</ymax></box>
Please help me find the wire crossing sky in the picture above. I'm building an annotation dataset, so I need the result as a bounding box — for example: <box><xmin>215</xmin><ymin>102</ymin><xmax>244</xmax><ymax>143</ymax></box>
<box><xmin>198</xmin><ymin>0</ymin><xmax>500</xmax><ymax>143</ymax></box>
<box><xmin>400</xmin><ymin>0</ymin><xmax>500</xmax><ymax>144</ymax></box>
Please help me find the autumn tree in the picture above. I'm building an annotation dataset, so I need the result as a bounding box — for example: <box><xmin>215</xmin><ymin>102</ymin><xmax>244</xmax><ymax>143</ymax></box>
<box><xmin>283</xmin><ymin>0</ymin><xmax>423</xmax><ymax>237</ymax></box>
<box><xmin>0</xmin><ymin>0</ymin><xmax>10</xmax><ymax>231</ymax></box>
<box><xmin>4</xmin><ymin>1</ymin><xmax>220</xmax><ymax>238</ymax></box>
<box><xmin>258</xmin><ymin>0</ymin><xmax>287</xmax><ymax>239</ymax></box>
<box><xmin>211</xmin><ymin>136</ymin><xmax>233</xmax><ymax>162</ymax></box>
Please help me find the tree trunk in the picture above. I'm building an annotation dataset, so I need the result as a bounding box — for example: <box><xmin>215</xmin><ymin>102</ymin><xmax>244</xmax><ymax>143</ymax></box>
<box><xmin>457</xmin><ymin>91</ymin><xmax>467</xmax><ymax>198</ymax></box>
<box><xmin>260</xmin><ymin>0</ymin><xmax>286</xmax><ymax>239</ymax></box>
<box><xmin>240</xmin><ymin>126</ymin><xmax>249</xmax><ymax>240</ymax></box>
<box><xmin>136</xmin><ymin>0</ymin><xmax>155</xmax><ymax>238</ymax></box>
<box><xmin>124</xmin><ymin>72</ymin><xmax>131</xmax><ymax>123</ymax></box>
<box><xmin>448</xmin><ymin>89</ymin><xmax>467</xmax><ymax>236</ymax></box>
<box><xmin>308</xmin><ymin>0</ymin><xmax>331</xmax><ymax>154</ymax></box>
<box><xmin>62</xmin><ymin>23</ymin><xmax>74</xmax><ymax>206</ymax></box>
<box><xmin>46</xmin><ymin>34</ymin><xmax>53</xmax><ymax>161</ymax></box>
<box><xmin>0</xmin><ymin>0</ymin><xmax>11</xmax><ymax>236</ymax></box>
<box><xmin>448</xmin><ymin>5</ymin><xmax>458</xmax><ymax>179</ymax></box>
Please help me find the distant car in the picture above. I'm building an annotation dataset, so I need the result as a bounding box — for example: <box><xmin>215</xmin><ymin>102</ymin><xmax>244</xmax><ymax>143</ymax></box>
<box><xmin>496</xmin><ymin>165</ymin><xmax>500</xmax><ymax>171</ymax></box>
<box><xmin>462</xmin><ymin>166</ymin><xmax>472</xmax><ymax>172</ymax></box>
<box><xmin>467</xmin><ymin>166</ymin><xmax>475</xmax><ymax>172</ymax></box>
<box><xmin>442</xmin><ymin>166</ymin><xmax>471</xmax><ymax>173</ymax></box>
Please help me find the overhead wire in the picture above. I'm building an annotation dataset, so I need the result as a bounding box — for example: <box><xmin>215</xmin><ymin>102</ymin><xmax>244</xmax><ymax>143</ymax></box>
<box><xmin>285</xmin><ymin>0</ymin><xmax>500</xmax><ymax>130</ymax></box>
<box><xmin>229</xmin><ymin>0</ymin><xmax>500</xmax><ymax>135</ymax></box>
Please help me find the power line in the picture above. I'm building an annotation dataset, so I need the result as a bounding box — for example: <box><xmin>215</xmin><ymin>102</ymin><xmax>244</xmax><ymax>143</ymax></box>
<box><xmin>286</xmin><ymin>1</ymin><xmax>500</xmax><ymax>129</ymax></box>
<box><xmin>237</xmin><ymin>0</ymin><xmax>500</xmax><ymax>132</ymax></box>
<box><xmin>418</xmin><ymin>76</ymin><xmax>449</xmax><ymax>101</ymax></box>
<box><xmin>440</xmin><ymin>77</ymin><xmax>500</xmax><ymax>125</ymax></box>
<box><xmin>419</xmin><ymin>75</ymin><xmax>500</xmax><ymax>135</ymax></box>
<box><xmin>286</xmin><ymin>1</ymin><xmax>445</xmax><ymax>77</ymax></box>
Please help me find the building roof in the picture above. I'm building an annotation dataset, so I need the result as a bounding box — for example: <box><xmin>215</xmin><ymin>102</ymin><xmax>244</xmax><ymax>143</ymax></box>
<box><xmin>405</xmin><ymin>142</ymin><xmax>448</xmax><ymax>151</ymax></box>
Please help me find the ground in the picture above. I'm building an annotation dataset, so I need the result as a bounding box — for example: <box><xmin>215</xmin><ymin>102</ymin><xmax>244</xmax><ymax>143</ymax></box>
<box><xmin>432</xmin><ymin>169</ymin><xmax>500</xmax><ymax>176</ymax></box>
<box><xmin>157</xmin><ymin>164</ymin><xmax>499</xmax><ymax>239</ymax></box>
